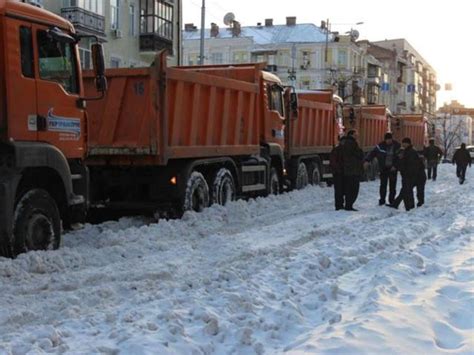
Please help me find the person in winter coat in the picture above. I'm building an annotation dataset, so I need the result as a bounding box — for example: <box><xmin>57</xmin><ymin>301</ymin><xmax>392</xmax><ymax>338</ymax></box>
<box><xmin>388</xmin><ymin>138</ymin><xmax>422</xmax><ymax>211</ymax></box>
<box><xmin>452</xmin><ymin>143</ymin><xmax>472</xmax><ymax>184</ymax></box>
<box><xmin>415</xmin><ymin>155</ymin><xmax>427</xmax><ymax>207</ymax></box>
<box><xmin>364</xmin><ymin>132</ymin><xmax>401</xmax><ymax>206</ymax></box>
<box><xmin>423</xmin><ymin>139</ymin><xmax>443</xmax><ymax>181</ymax></box>
<box><xmin>330</xmin><ymin>136</ymin><xmax>346</xmax><ymax>210</ymax></box>
<box><xmin>341</xmin><ymin>129</ymin><xmax>364</xmax><ymax>211</ymax></box>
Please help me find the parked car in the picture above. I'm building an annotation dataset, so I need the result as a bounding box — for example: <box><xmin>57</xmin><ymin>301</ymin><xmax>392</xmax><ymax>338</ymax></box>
<box><xmin>467</xmin><ymin>145</ymin><xmax>474</xmax><ymax>159</ymax></box>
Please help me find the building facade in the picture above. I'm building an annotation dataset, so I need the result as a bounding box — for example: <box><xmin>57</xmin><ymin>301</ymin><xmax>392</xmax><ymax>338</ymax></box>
<box><xmin>183</xmin><ymin>18</ymin><xmax>373</xmax><ymax>105</ymax></box>
<box><xmin>437</xmin><ymin>101</ymin><xmax>474</xmax><ymax>152</ymax></box>
<box><xmin>368</xmin><ymin>39</ymin><xmax>438</xmax><ymax>117</ymax></box>
<box><xmin>25</xmin><ymin>0</ymin><xmax>182</xmax><ymax>68</ymax></box>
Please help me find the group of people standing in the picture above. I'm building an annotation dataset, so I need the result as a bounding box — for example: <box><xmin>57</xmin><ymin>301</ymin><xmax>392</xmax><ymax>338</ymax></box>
<box><xmin>330</xmin><ymin>131</ymin><xmax>472</xmax><ymax>212</ymax></box>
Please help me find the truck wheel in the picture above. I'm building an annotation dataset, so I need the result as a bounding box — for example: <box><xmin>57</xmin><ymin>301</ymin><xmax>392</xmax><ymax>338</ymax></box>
<box><xmin>295</xmin><ymin>163</ymin><xmax>309</xmax><ymax>189</ymax></box>
<box><xmin>183</xmin><ymin>172</ymin><xmax>210</xmax><ymax>212</ymax></box>
<box><xmin>269</xmin><ymin>167</ymin><xmax>280</xmax><ymax>195</ymax></box>
<box><xmin>310</xmin><ymin>163</ymin><xmax>321</xmax><ymax>186</ymax></box>
<box><xmin>13</xmin><ymin>189</ymin><xmax>61</xmax><ymax>256</ymax></box>
<box><xmin>212</xmin><ymin>168</ymin><xmax>236</xmax><ymax>206</ymax></box>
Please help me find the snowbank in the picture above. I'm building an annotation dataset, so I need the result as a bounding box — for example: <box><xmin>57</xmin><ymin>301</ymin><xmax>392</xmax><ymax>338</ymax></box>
<box><xmin>0</xmin><ymin>164</ymin><xmax>472</xmax><ymax>354</ymax></box>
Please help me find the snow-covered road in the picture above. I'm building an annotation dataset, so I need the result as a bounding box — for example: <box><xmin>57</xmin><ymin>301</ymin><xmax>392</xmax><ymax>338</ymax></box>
<box><xmin>0</xmin><ymin>165</ymin><xmax>473</xmax><ymax>354</ymax></box>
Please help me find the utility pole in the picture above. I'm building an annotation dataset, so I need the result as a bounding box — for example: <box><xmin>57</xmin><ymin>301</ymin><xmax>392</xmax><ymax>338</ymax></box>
<box><xmin>324</xmin><ymin>18</ymin><xmax>329</xmax><ymax>65</ymax></box>
<box><xmin>199</xmin><ymin>0</ymin><xmax>205</xmax><ymax>65</ymax></box>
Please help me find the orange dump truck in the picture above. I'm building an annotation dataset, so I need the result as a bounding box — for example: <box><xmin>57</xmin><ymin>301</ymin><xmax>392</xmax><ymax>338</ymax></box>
<box><xmin>1</xmin><ymin>1</ymin><xmax>309</xmax><ymax>257</ymax></box>
<box><xmin>391</xmin><ymin>114</ymin><xmax>428</xmax><ymax>152</ymax></box>
<box><xmin>286</xmin><ymin>91</ymin><xmax>343</xmax><ymax>188</ymax></box>
<box><xmin>82</xmin><ymin>55</ymin><xmax>297</xmax><ymax>215</ymax></box>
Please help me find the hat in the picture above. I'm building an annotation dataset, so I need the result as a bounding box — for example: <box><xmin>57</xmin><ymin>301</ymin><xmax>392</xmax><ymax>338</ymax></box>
<box><xmin>402</xmin><ymin>137</ymin><xmax>411</xmax><ymax>144</ymax></box>
<box><xmin>384</xmin><ymin>132</ymin><xmax>393</xmax><ymax>140</ymax></box>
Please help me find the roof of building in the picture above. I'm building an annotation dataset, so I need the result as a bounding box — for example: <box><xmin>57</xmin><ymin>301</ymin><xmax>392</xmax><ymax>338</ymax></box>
<box><xmin>183</xmin><ymin>23</ymin><xmax>331</xmax><ymax>45</ymax></box>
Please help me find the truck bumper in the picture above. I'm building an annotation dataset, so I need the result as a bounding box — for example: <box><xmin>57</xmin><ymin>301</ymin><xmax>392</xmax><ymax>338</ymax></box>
<box><xmin>0</xmin><ymin>172</ymin><xmax>19</xmax><ymax>257</ymax></box>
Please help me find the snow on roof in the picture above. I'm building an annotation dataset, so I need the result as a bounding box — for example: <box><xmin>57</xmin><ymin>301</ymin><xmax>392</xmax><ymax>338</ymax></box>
<box><xmin>183</xmin><ymin>23</ymin><xmax>331</xmax><ymax>45</ymax></box>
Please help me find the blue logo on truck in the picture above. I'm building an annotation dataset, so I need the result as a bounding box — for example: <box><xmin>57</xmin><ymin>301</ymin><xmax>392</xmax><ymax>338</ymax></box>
<box><xmin>47</xmin><ymin>109</ymin><xmax>81</xmax><ymax>139</ymax></box>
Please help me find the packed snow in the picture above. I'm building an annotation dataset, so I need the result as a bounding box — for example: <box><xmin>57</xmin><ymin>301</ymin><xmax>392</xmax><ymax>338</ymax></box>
<box><xmin>0</xmin><ymin>164</ymin><xmax>472</xmax><ymax>354</ymax></box>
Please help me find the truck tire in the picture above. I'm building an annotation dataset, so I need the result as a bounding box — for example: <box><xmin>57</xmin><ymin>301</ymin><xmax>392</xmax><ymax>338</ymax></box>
<box><xmin>269</xmin><ymin>167</ymin><xmax>280</xmax><ymax>195</ymax></box>
<box><xmin>12</xmin><ymin>189</ymin><xmax>61</xmax><ymax>256</ymax></box>
<box><xmin>183</xmin><ymin>172</ymin><xmax>210</xmax><ymax>212</ymax></box>
<box><xmin>295</xmin><ymin>162</ymin><xmax>309</xmax><ymax>190</ymax></box>
<box><xmin>212</xmin><ymin>168</ymin><xmax>236</xmax><ymax>206</ymax></box>
<box><xmin>309</xmin><ymin>163</ymin><xmax>321</xmax><ymax>186</ymax></box>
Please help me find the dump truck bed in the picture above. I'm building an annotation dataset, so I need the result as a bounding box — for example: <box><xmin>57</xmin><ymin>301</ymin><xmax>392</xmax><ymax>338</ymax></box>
<box><xmin>290</xmin><ymin>91</ymin><xmax>337</xmax><ymax>155</ymax></box>
<box><xmin>392</xmin><ymin>114</ymin><xmax>427</xmax><ymax>151</ymax></box>
<box><xmin>83</xmin><ymin>58</ymin><xmax>262</xmax><ymax>165</ymax></box>
<box><xmin>344</xmin><ymin>105</ymin><xmax>389</xmax><ymax>151</ymax></box>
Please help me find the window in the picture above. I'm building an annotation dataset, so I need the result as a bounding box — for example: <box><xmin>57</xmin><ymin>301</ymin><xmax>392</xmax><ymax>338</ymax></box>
<box><xmin>233</xmin><ymin>52</ymin><xmax>249</xmax><ymax>64</ymax></box>
<box><xmin>129</xmin><ymin>4</ymin><xmax>136</xmax><ymax>36</ymax></box>
<box><xmin>140</xmin><ymin>0</ymin><xmax>174</xmax><ymax>41</ymax></box>
<box><xmin>79</xmin><ymin>47</ymin><xmax>92</xmax><ymax>70</ymax></box>
<box><xmin>187</xmin><ymin>53</ymin><xmax>198</xmax><ymax>66</ymax></box>
<box><xmin>268</xmin><ymin>85</ymin><xmax>284</xmax><ymax>117</ymax></box>
<box><xmin>110</xmin><ymin>57</ymin><xmax>121</xmax><ymax>68</ymax></box>
<box><xmin>111</xmin><ymin>0</ymin><xmax>120</xmax><ymax>30</ymax></box>
<box><xmin>211</xmin><ymin>52</ymin><xmax>223</xmax><ymax>64</ymax></box>
<box><xmin>301</xmin><ymin>50</ymin><xmax>310</xmax><ymax>69</ymax></box>
<box><xmin>63</xmin><ymin>0</ymin><xmax>104</xmax><ymax>15</ymax></box>
<box><xmin>337</xmin><ymin>49</ymin><xmax>347</xmax><ymax>68</ymax></box>
<box><xmin>37</xmin><ymin>30</ymin><xmax>78</xmax><ymax>94</ymax></box>
<box><xmin>20</xmin><ymin>27</ymin><xmax>34</xmax><ymax>78</ymax></box>
<box><xmin>278</xmin><ymin>50</ymin><xmax>290</xmax><ymax>67</ymax></box>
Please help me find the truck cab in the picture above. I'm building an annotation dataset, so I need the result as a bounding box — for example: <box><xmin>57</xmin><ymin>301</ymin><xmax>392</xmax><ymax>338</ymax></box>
<box><xmin>0</xmin><ymin>0</ymin><xmax>104</xmax><ymax>257</ymax></box>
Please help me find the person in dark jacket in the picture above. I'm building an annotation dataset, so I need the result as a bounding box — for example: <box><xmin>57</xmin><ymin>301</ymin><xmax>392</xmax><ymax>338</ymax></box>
<box><xmin>452</xmin><ymin>143</ymin><xmax>472</xmax><ymax>184</ymax></box>
<box><xmin>330</xmin><ymin>136</ymin><xmax>346</xmax><ymax>210</ymax></box>
<box><xmin>341</xmin><ymin>129</ymin><xmax>364</xmax><ymax>211</ymax></box>
<box><xmin>364</xmin><ymin>132</ymin><xmax>401</xmax><ymax>205</ymax></box>
<box><xmin>415</xmin><ymin>155</ymin><xmax>427</xmax><ymax>207</ymax></box>
<box><xmin>424</xmin><ymin>139</ymin><xmax>443</xmax><ymax>181</ymax></box>
<box><xmin>388</xmin><ymin>138</ymin><xmax>421</xmax><ymax>211</ymax></box>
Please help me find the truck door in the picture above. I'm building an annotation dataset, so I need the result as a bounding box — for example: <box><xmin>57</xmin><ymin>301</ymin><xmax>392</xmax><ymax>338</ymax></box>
<box><xmin>34</xmin><ymin>25</ymin><xmax>85</xmax><ymax>159</ymax></box>
<box><xmin>4</xmin><ymin>19</ymin><xmax>37</xmax><ymax>142</ymax></box>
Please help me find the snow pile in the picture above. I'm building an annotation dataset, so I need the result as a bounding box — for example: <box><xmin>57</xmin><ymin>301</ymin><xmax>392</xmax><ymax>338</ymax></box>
<box><xmin>0</xmin><ymin>164</ymin><xmax>472</xmax><ymax>354</ymax></box>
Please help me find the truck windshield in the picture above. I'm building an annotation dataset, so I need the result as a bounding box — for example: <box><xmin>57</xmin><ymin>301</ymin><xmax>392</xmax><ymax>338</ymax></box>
<box><xmin>37</xmin><ymin>30</ymin><xmax>78</xmax><ymax>94</ymax></box>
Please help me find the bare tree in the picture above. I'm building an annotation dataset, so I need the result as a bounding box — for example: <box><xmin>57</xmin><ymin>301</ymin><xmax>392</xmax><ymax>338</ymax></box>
<box><xmin>438</xmin><ymin>114</ymin><xmax>464</xmax><ymax>159</ymax></box>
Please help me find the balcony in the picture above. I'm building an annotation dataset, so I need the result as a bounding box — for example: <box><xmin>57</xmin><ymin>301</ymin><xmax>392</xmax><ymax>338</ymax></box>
<box><xmin>61</xmin><ymin>7</ymin><xmax>105</xmax><ymax>38</ymax></box>
<box><xmin>367</xmin><ymin>76</ymin><xmax>381</xmax><ymax>85</ymax></box>
<box><xmin>140</xmin><ymin>34</ymin><xmax>173</xmax><ymax>54</ymax></box>
<box><xmin>266</xmin><ymin>65</ymin><xmax>278</xmax><ymax>73</ymax></box>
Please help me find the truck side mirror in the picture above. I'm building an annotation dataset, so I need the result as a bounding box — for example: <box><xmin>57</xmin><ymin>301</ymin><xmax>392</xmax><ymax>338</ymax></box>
<box><xmin>92</xmin><ymin>43</ymin><xmax>105</xmax><ymax>77</ymax></box>
<box><xmin>91</xmin><ymin>43</ymin><xmax>107</xmax><ymax>92</ymax></box>
<box><xmin>290</xmin><ymin>92</ymin><xmax>298</xmax><ymax>119</ymax></box>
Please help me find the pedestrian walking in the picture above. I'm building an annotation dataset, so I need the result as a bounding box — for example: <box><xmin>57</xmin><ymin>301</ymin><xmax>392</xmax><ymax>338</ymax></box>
<box><xmin>388</xmin><ymin>138</ymin><xmax>421</xmax><ymax>211</ymax></box>
<box><xmin>330</xmin><ymin>136</ymin><xmax>346</xmax><ymax>210</ymax></box>
<box><xmin>341</xmin><ymin>130</ymin><xmax>364</xmax><ymax>211</ymax></box>
<box><xmin>415</xmin><ymin>155</ymin><xmax>427</xmax><ymax>207</ymax></box>
<box><xmin>423</xmin><ymin>139</ymin><xmax>443</xmax><ymax>181</ymax></box>
<box><xmin>364</xmin><ymin>132</ymin><xmax>400</xmax><ymax>206</ymax></box>
<box><xmin>452</xmin><ymin>143</ymin><xmax>472</xmax><ymax>184</ymax></box>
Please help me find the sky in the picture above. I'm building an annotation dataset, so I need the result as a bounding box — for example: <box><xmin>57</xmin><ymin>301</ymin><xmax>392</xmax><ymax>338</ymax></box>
<box><xmin>183</xmin><ymin>0</ymin><xmax>474</xmax><ymax>109</ymax></box>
